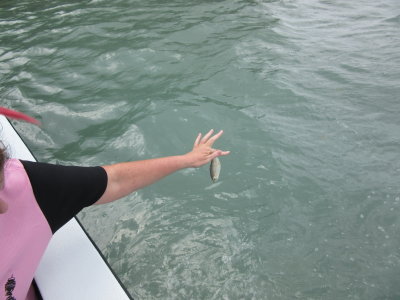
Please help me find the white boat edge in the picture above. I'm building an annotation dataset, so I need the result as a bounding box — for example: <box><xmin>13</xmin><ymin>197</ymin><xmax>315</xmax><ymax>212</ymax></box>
<box><xmin>0</xmin><ymin>115</ymin><xmax>132</xmax><ymax>300</ymax></box>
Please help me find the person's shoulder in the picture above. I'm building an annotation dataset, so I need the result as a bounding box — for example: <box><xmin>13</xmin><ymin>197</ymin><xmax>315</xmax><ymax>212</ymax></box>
<box><xmin>5</xmin><ymin>158</ymin><xmax>25</xmax><ymax>169</ymax></box>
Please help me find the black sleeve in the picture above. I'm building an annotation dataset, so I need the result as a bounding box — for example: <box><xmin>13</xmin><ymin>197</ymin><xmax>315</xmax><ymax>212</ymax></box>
<box><xmin>20</xmin><ymin>160</ymin><xmax>108</xmax><ymax>233</ymax></box>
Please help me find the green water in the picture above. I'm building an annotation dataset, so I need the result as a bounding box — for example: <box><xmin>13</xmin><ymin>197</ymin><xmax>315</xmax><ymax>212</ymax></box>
<box><xmin>1</xmin><ymin>0</ymin><xmax>400</xmax><ymax>299</ymax></box>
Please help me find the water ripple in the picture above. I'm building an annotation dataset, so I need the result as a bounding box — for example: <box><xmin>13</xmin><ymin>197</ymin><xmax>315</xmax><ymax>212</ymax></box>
<box><xmin>2</xmin><ymin>0</ymin><xmax>400</xmax><ymax>298</ymax></box>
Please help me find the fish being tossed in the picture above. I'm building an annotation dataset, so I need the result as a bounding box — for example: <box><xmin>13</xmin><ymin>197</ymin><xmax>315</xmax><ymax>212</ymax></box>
<box><xmin>210</xmin><ymin>157</ymin><xmax>221</xmax><ymax>182</ymax></box>
<box><xmin>192</xmin><ymin>129</ymin><xmax>228</xmax><ymax>183</ymax></box>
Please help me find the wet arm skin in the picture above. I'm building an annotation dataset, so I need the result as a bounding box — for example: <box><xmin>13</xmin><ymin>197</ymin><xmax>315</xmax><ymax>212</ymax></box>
<box><xmin>96</xmin><ymin>130</ymin><xmax>230</xmax><ymax>204</ymax></box>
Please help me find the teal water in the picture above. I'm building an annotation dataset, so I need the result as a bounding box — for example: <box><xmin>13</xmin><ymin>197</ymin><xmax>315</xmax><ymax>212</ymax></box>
<box><xmin>1</xmin><ymin>0</ymin><xmax>400</xmax><ymax>299</ymax></box>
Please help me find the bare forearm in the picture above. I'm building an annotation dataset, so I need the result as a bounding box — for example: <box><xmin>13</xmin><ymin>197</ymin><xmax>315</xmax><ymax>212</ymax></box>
<box><xmin>95</xmin><ymin>129</ymin><xmax>230</xmax><ymax>205</ymax></box>
<box><xmin>97</xmin><ymin>155</ymin><xmax>189</xmax><ymax>204</ymax></box>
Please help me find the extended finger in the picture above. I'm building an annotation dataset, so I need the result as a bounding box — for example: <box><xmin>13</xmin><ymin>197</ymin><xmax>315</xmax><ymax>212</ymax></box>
<box><xmin>212</xmin><ymin>149</ymin><xmax>230</xmax><ymax>158</ymax></box>
<box><xmin>200</xmin><ymin>129</ymin><xmax>214</xmax><ymax>144</ymax></box>
<box><xmin>219</xmin><ymin>150</ymin><xmax>230</xmax><ymax>156</ymax></box>
<box><xmin>194</xmin><ymin>133</ymin><xmax>202</xmax><ymax>147</ymax></box>
<box><xmin>206</xmin><ymin>130</ymin><xmax>223</xmax><ymax>146</ymax></box>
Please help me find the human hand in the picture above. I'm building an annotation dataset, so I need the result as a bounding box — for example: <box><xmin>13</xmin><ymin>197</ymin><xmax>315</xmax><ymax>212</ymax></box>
<box><xmin>184</xmin><ymin>129</ymin><xmax>230</xmax><ymax>168</ymax></box>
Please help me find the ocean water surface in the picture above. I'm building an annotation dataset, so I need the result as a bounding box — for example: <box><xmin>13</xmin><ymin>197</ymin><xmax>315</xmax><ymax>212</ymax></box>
<box><xmin>1</xmin><ymin>0</ymin><xmax>400</xmax><ymax>299</ymax></box>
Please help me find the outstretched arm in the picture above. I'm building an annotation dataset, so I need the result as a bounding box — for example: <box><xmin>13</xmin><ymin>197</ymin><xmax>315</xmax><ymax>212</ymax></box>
<box><xmin>96</xmin><ymin>129</ymin><xmax>229</xmax><ymax>204</ymax></box>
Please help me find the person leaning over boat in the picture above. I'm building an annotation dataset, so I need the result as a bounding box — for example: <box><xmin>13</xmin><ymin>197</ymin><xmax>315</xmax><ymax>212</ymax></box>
<box><xmin>0</xmin><ymin>107</ymin><xmax>230</xmax><ymax>300</ymax></box>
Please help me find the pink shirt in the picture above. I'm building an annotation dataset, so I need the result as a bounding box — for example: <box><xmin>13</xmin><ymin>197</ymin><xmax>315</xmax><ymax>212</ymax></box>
<box><xmin>0</xmin><ymin>159</ymin><xmax>52</xmax><ymax>299</ymax></box>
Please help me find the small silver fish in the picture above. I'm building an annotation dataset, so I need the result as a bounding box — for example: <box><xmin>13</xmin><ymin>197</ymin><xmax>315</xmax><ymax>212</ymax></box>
<box><xmin>210</xmin><ymin>157</ymin><xmax>221</xmax><ymax>182</ymax></box>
